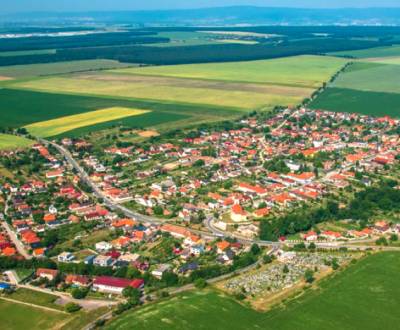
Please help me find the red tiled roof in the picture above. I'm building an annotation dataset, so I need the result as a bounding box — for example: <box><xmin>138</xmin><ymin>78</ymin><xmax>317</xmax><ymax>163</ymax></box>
<box><xmin>94</xmin><ymin>276</ymin><xmax>144</xmax><ymax>289</ymax></box>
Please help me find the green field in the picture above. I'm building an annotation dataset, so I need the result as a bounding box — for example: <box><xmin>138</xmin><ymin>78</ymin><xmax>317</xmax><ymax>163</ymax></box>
<box><xmin>9</xmin><ymin>288</ymin><xmax>63</xmax><ymax>310</ymax></box>
<box><xmin>0</xmin><ymin>49</ymin><xmax>56</xmax><ymax>57</ymax></box>
<box><xmin>310</xmin><ymin>88</ymin><xmax>400</xmax><ymax>117</ymax></box>
<box><xmin>0</xmin><ymin>299</ymin><xmax>68</xmax><ymax>330</ymax></box>
<box><xmin>2</xmin><ymin>55</ymin><xmax>347</xmax><ymax>137</ymax></box>
<box><xmin>0</xmin><ymin>89</ymin><xmax>243</xmax><ymax>137</ymax></box>
<box><xmin>13</xmin><ymin>75</ymin><xmax>303</xmax><ymax>110</ymax></box>
<box><xmin>0</xmin><ymin>59</ymin><xmax>132</xmax><ymax>78</ymax></box>
<box><xmin>0</xmin><ymin>133</ymin><xmax>33</xmax><ymax>150</ymax></box>
<box><xmin>330</xmin><ymin>45</ymin><xmax>400</xmax><ymax>59</ymax></box>
<box><xmin>112</xmin><ymin>55</ymin><xmax>348</xmax><ymax>88</ymax></box>
<box><xmin>332</xmin><ymin>62</ymin><xmax>400</xmax><ymax>94</ymax></box>
<box><xmin>310</xmin><ymin>60</ymin><xmax>400</xmax><ymax>117</ymax></box>
<box><xmin>25</xmin><ymin>107</ymin><xmax>149</xmax><ymax>137</ymax></box>
<box><xmin>106</xmin><ymin>252</ymin><xmax>400</xmax><ymax>330</ymax></box>
<box><xmin>0</xmin><ymin>89</ymin><xmax>190</xmax><ymax>128</ymax></box>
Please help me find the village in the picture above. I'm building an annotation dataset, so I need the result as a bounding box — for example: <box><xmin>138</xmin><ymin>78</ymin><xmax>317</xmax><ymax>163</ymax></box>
<box><xmin>0</xmin><ymin>107</ymin><xmax>399</xmax><ymax>312</ymax></box>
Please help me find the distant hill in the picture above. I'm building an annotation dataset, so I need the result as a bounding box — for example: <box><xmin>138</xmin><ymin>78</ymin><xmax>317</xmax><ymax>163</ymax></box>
<box><xmin>3</xmin><ymin>6</ymin><xmax>400</xmax><ymax>26</ymax></box>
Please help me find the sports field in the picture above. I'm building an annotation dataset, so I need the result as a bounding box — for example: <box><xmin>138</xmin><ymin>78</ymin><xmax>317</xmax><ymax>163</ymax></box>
<box><xmin>106</xmin><ymin>252</ymin><xmax>400</xmax><ymax>330</ymax></box>
<box><xmin>24</xmin><ymin>107</ymin><xmax>149</xmax><ymax>137</ymax></box>
<box><xmin>0</xmin><ymin>59</ymin><xmax>132</xmax><ymax>78</ymax></box>
<box><xmin>0</xmin><ymin>133</ymin><xmax>33</xmax><ymax>150</ymax></box>
<box><xmin>112</xmin><ymin>55</ymin><xmax>347</xmax><ymax>88</ymax></box>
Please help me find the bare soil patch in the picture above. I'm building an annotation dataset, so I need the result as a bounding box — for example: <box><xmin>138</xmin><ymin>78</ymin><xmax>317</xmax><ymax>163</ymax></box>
<box><xmin>137</xmin><ymin>130</ymin><xmax>160</xmax><ymax>137</ymax></box>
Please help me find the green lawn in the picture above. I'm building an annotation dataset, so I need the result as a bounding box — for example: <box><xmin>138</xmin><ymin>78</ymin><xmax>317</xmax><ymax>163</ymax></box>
<box><xmin>309</xmin><ymin>87</ymin><xmax>400</xmax><ymax>118</ymax></box>
<box><xmin>112</xmin><ymin>55</ymin><xmax>348</xmax><ymax>88</ymax></box>
<box><xmin>0</xmin><ymin>299</ymin><xmax>68</xmax><ymax>330</ymax></box>
<box><xmin>106</xmin><ymin>252</ymin><xmax>400</xmax><ymax>330</ymax></box>
<box><xmin>0</xmin><ymin>291</ymin><xmax>109</xmax><ymax>330</ymax></box>
<box><xmin>9</xmin><ymin>288</ymin><xmax>64</xmax><ymax>311</ymax></box>
<box><xmin>0</xmin><ymin>59</ymin><xmax>132</xmax><ymax>78</ymax></box>
<box><xmin>0</xmin><ymin>134</ymin><xmax>33</xmax><ymax>150</ymax></box>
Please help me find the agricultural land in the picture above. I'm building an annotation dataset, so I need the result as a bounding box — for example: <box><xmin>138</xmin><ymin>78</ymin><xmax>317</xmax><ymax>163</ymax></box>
<box><xmin>310</xmin><ymin>52</ymin><xmax>400</xmax><ymax>117</ymax></box>
<box><xmin>1</xmin><ymin>55</ymin><xmax>347</xmax><ymax>138</ymax></box>
<box><xmin>106</xmin><ymin>252</ymin><xmax>400</xmax><ymax>330</ymax></box>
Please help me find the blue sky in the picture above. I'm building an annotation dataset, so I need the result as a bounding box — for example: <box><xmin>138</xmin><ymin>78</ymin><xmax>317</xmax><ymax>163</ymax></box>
<box><xmin>4</xmin><ymin>0</ymin><xmax>400</xmax><ymax>13</ymax></box>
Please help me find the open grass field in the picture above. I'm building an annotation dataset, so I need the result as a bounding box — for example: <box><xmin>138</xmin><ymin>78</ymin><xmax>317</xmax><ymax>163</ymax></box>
<box><xmin>24</xmin><ymin>107</ymin><xmax>149</xmax><ymax>137</ymax></box>
<box><xmin>0</xmin><ymin>59</ymin><xmax>132</xmax><ymax>78</ymax></box>
<box><xmin>112</xmin><ymin>55</ymin><xmax>348</xmax><ymax>88</ymax></box>
<box><xmin>310</xmin><ymin>60</ymin><xmax>400</xmax><ymax>117</ymax></box>
<box><xmin>330</xmin><ymin>45</ymin><xmax>400</xmax><ymax>59</ymax></box>
<box><xmin>9</xmin><ymin>288</ymin><xmax>63</xmax><ymax>310</ymax></box>
<box><xmin>2</xmin><ymin>55</ymin><xmax>346</xmax><ymax>137</ymax></box>
<box><xmin>12</xmin><ymin>75</ymin><xmax>303</xmax><ymax>110</ymax></box>
<box><xmin>0</xmin><ymin>133</ymin><xmax>33</xmax><ymax>150</ymax></box>
<box><xmin>310</xmin><ymin>87</ymin><xmax>400</xmax><ymax>118</ymax></box>
<box><xmin>332</xmin><ymin>62</ymin><xmax>400</xmax><ymax>94</ymax></box>
<box><xmin>0</xmin><ymin>49</ymin><xmax>56</xmax><ymax>57</ymax></box>
<box><xmin>1</xmin><ymin>288</ymin><xmax>110</xmax><ymax>330</ymax></box>
<box><xmin>0</xmin><ymin>299</ymin><xmax>68</xmax><ymax>330</ymax></box>
<box><xmin>106</xmin><ymin>252</ymin><xmax>400</xmax><ymax>330</ymax></box>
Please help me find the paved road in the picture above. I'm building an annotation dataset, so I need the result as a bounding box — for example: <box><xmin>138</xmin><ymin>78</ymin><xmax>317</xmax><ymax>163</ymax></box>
<box><xmin>42</xmin><ymin>138</ymin><xmax>400</xmax><ymax>253</ymax></box>
<box><xmin>42</xmin><ymin>138</ymin><xmax>219</xmax><ymax>240</ymax></box>
<box><xmin>1</xmin><ymin>197</ymin><xmax>32</xmax><ymax>259</ymax></box>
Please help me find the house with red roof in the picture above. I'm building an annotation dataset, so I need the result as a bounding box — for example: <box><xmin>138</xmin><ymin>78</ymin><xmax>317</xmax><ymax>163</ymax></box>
<box><xmin>93</xmin><ymin>276</ymin><xmax>144</xmax><ymax>294</ymax></box>
<box><xmin>36</xmin><ymin>268</ymin><xmax>59</xmax><ymax>281</ymax></box>
<box><xmin>230</xmin><ymin>204</ymin><xmax>249</xmax><ymax>222</ymax></box>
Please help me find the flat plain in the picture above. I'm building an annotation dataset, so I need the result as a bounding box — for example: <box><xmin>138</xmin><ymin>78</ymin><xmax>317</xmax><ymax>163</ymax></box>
<box><xmin>0</xmin><ymin>59</ymin><xmax>132</xmax><ymax>78</ymax></box>
<box><xmin>13</xmin><ymin>75</ymin><xmax>303</xmax><ymax>110</ymax></box>
<box><xmin>106</xmin><ymin>252</ymin><xmax>400</xmax><ymax>330</ymax></box>
<box><xmin>2</xmin><ymin>55</ymin><xmax>347</xmax><ymax>137</ymax></box>
<box><xmin>310</xmin><ymin>59</ymin><xmax>400</xmax><ymax>117</ymax></box>
<box><xmin>332</xmin><ymin>62</ymin><xmax>400</xmax><ymax>94</ymax></box>
<box><xmin>112</xmin><ymin>55</ymin><xmax>347</xmax><ymax>88</ymax></box>
<box><xmin>310</xmin><ymin>88</ymin><xmax>400</xmax><ymax>118</ymax></box>
<box><xmin>329</xmin><ymin>45</ymin><xmax>400</xmax><ymax>59</ymax></box>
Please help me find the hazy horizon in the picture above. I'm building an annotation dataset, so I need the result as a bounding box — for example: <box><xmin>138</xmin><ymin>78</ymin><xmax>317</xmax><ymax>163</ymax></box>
<box><xmin>4</xmin><ymin>0</ymin><xmax>400</xmax><ymax>13</ymax></box>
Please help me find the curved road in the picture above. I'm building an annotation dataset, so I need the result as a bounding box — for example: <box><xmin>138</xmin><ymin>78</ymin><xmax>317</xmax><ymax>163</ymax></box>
<box><xmin>41</xmin><ymin>138</ymin><xmax>400</xmax><ymax>253</ymax></box>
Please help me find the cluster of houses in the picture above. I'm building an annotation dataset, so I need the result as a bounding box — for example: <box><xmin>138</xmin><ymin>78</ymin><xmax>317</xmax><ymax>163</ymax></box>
<box><xmin>300</xmin><ymin>221</ymin><xmax>400</xmax><ymax>242</ymax></box>
<box><xmin>65</xmin><ymin>108</ymin><xmax>400</xmax><ymax>238</ymax></box>
<box><xmin>0</xmin><ymin>229</ymin><xmax>17</xmax><ymax>257</ymax></box>
<box><xmin>35</xmin><ymin>267</ymin><xmax>144</xmax><ymax>294</ymax></box>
